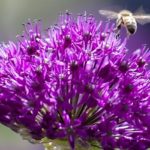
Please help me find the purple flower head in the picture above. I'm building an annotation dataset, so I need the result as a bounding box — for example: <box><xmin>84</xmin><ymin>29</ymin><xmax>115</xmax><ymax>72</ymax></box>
<box><xmin>0</xmin><ymin>12</ymin><xmax>150</xmax><ymax>150</ymax></box>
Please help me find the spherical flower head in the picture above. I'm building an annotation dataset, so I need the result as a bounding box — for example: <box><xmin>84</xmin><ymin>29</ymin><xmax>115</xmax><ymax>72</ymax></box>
<box><xmin>0</xmin><ymin>12</ymin><xmax>150</xmax><ymax>150</ymax></box>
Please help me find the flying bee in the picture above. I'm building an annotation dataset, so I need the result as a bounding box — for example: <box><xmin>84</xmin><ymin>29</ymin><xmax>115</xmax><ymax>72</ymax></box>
<box><xmin>99</xmin><ymin>9</ymin><xmax>150</xmax><ymax>38</ymax></box>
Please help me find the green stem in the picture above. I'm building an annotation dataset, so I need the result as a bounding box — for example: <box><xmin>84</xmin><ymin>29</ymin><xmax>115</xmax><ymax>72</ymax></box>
<box><xmin>42</xmin><ymin>138</ymin><xmax>101</xmax><ymax>150</ymax></box>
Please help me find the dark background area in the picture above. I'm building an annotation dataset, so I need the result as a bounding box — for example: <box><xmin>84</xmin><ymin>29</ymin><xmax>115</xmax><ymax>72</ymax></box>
<box><xmin>0</xmin><ymin>0</ymin><xmax>149</xmax><ymax>150</ymax></box>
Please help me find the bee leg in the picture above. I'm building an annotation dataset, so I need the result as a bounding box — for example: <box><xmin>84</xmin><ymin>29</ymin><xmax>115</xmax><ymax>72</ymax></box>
<box><xmin>114</xmin><ymin>26</ymin><xmax>121</xmax><ymax>39</ymax></box>
<box><xmin>126</xmin><ymin>32</ymin><xmax>131</xmax><ymax>39</ymax></box>
<box><xmin>114</xmin><ymin>18</ymin><xmax>122</xmax><ymax>39</ymax></box>
<box><xmin>115</xmin><ymin>29</ymin><xmax>120</xmax><ymax>39</ymax></box>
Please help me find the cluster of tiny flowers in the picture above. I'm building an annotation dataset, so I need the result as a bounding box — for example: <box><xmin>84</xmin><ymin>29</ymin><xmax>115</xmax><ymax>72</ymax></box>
<box><xmin>0</xmin><ymin>12</ymin><xmax>150</xmax><ymax>150</ymax></box>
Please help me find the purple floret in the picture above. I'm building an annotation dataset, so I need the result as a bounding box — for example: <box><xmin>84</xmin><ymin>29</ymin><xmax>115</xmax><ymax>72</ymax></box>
<box><xmin>0</xmin><ymin>12</ymin><xmax>149</xmax><ymax>150</ymax></box>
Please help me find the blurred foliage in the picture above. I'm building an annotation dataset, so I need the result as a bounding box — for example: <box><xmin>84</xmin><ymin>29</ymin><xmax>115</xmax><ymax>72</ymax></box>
<box><xmin>0</xmin><ymin>125</ymin><xmax>42</xmax><ymax>150</ymax></box>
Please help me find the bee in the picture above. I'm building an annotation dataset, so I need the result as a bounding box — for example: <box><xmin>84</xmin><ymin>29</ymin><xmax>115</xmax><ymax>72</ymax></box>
<box><xmin>99</xmin><ymin>9</ymin><xmax>150</xmax><ymax>38</ymax></box>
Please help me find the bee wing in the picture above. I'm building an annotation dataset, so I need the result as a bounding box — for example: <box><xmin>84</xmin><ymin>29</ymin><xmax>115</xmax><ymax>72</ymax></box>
<box><xmin>133</xmin><ymin>6</ymin><xmax>150</xmax><ymax>25</ymax></box>
<box><xmin>99</xmin><ymin>10</ymin><xmax>118</xmax><ymax>19</ymax></box>
<box><xmin>134</xmin><ymin>15</ymin><xmax>150</xmax><ymax>25</ymax></box>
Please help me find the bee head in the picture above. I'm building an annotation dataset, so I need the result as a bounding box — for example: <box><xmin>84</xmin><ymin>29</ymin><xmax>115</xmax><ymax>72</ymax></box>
<box><xmin>127</xmin><ymin>24</ymin><xmax>136</xmax><ymax>34</ymax></box>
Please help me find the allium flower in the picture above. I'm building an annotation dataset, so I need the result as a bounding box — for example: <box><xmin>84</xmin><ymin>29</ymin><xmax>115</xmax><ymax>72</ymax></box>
<box><xmin>0</xmin><ymin>12</ymin><xmax>150</xmax><ymax>150</ymax></box>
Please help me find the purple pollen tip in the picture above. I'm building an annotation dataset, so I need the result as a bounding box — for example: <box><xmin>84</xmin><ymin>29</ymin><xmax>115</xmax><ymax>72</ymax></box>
<box><xmin>83</xmin><ymin>32</ymin><xmax>92</xmax><ymax>42</ymax></box>
<box><xmin>119</xmin><ymin>61</ymin><xmax>129</xmax><ymax>72</ymax></box>
<box><xmin>27</xmin><ymin>46</ymin><xmax>38</xmax><ymax>55</ymax></box>
<box><xmin>124</xmin><ymin>84</ymin><xmax>133</xmax><ymax>94</ymax></box>
<box><xmin>70</xmin><ymin>62</ymin><xmax>79</xmax><ymax>71</ymax></box>
<box><xmin>64</xmin><ymin>35</ymin><xmax>72</xmax><ymax>48</ymax></box>
<box><xmin>137</xmin><ymin>59</ymin><xmax>146</xmax><ymax>68</ymax></box>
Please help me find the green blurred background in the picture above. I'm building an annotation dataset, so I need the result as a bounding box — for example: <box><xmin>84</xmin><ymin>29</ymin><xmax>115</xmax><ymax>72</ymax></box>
<box><xmin>0</xmin><ymin>0</ymin><xmax>149</xmax><ymax>150</ymax></box>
